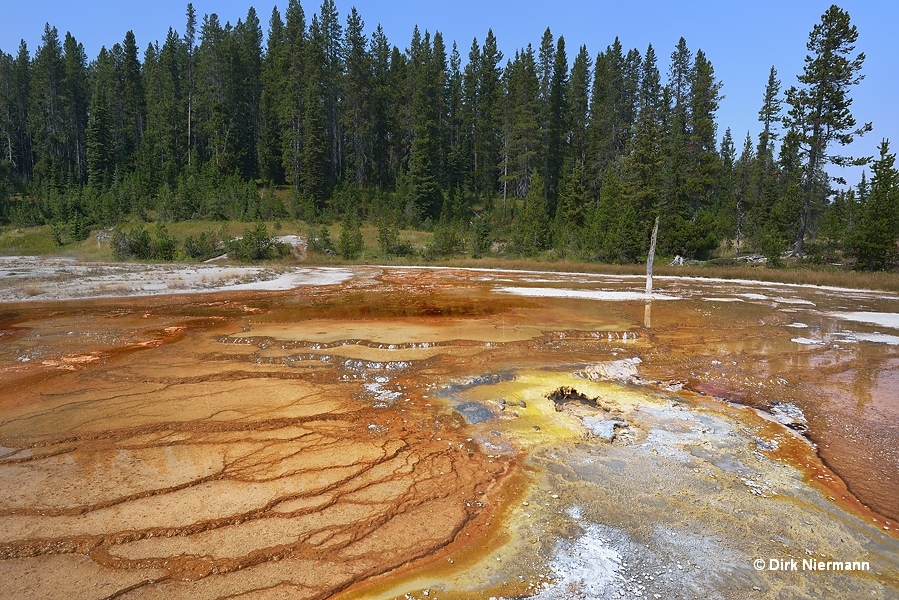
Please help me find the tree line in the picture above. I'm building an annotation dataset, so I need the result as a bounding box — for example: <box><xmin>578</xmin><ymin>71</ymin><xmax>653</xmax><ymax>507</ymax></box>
<box><xmin>1</xmin><ymin>2</ymin><xmax>896</xmax><ymax>268</ymax></box>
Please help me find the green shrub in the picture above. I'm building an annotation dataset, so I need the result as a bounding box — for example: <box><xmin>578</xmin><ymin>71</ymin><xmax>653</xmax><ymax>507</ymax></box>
<box><xmin>338</xmin><ymin>213</ymin><xmax>364</xmax><ymax>260</ymax></box>
<box><xmin>184</xmin><ymin>230</ymin><xmax>223</xmax><ymax>261</ymax></box>
<box><xmin>308</xmin><ymin>225</ymin><xmax>335</xmax><ymax>254</ymax></box>
<box><xmin>228</xmin><ymin>222</ymin><xmax>289</xmax><ymax>261</ymax></box>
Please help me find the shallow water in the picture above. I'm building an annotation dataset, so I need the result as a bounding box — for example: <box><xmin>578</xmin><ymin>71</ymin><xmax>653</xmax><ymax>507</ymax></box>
<box><xmin>0</xmin><ymin>265</ymin><xmax>897</xmax><ymax>598</ymax></box>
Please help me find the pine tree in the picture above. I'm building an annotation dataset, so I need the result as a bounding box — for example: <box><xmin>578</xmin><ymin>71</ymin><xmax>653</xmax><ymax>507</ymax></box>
<box><xmin>0</xmin><ymin>51</ymin><xmax>13</xmax><ymax>216</ymax></box>
<box><xmin>851</xmin><ymin>140</ymin><xmax>898</xmax><ymax>269</ymax></box>
<box><xmin>432</xmin><ymin>32</ymin><xmax>450</xmax><ymax>193</ymax></box>
<box><xmin>732</xmin><ymin>131</ymin><xmax>754</xmax><ymax>253</ymax></box>
<box><xmin>387</xmin><ymin>45</ymin><xmax>408</xmax><ymax>189</ymax></box>
<box><xmin>445</xmin><ymin>41</ymin><xmax>466</xmax><ymax>197</ymax></box>
<box><xmin>544</xmin><ymin>36</ymin><xmax>568</xmax><ymax>215</ymax></box>
<box><xmin>407</xmin><ymin>29</ymin><xmax>442</xmax><ymax>222</ymax></box>
<box><xmin>258</xmin><ymin>6</ymin><xmax>288</xmax><ymax>184</ymax></box>
<box><xmin>473</xmin><ymin>29</ymin><xmax>503</xmax><ymax>202</ymax></box>
<box><xmin>784</xmin><ymin>5</ymin><xmax>872</xmax><ymax>255</ymax></box>
<box><xmin>117</xmin><ymin>31</ymin><xmax>145</xmax><ymax>174</ymax></box>
<box><xmin>29</xmin><ymin>25</ymin><xmax>66</xmax><ymax>187</ymax></box>
<box><xmin>282</xmin><ymin>0</ymin><xmax>307</xmax><ymax>189</ymax></box>
<box><xmin>193</xmin><ymin>9</ymin><xmax>263</xmax><ymax>179</ymax></box>
<box><xmin>318</xmin><ymin>0</ymin><xmax>343</xmax><ymax>189</ymax></box>
<box><xmin>587</xmin><ymin>166</ymin><xmax>638</xmax><ymax>263</ymax></box>
<box><xmin>135</xmin><ymin>41</ymin><xmax>160</xmax><ymax>191</ymax></box>
<box><xmin>669</xmin><ymin>37</ymin><xmax>692</xmax><ymax>112</ymax></box>
<box><xmin>762</xmin><ymin>129</ymin><xmax>804</xmax><ymax>263</ymax></box>
<box><xmin>500</xmin><ymin>46</ymin><xmax>539</xmax><ymax>205</ymax></box>
<box><xmin>0</xmin><ymin>53</ymin><xmax>15</xmax><ymax>184</ymax></box>
<box><xmin>86</xmin><ymin>50</ymin><xmax>114</xmax><ymax>189</ymax></box>
<box><xmin>567</xmin><ymin>45</ymin><xmax>591</xmax><ymax>170</ymax></box>
<box><xmin>621</xmin><ymin>47</ymin><xmax>642</xmax><ymax>143</ymax></box>
<box><xmin>536</xmin><ymin>29</ymin><xmax>554</xmax><ymax>205</ymax></box>
<box><xmin>512</xmin><ymin>172</ymin><xmax>549</xmax><ymax>254</ymax></box>
<box><xmin>302</xmin><ymin>15</ymin><xmax>328</xmax><ymax>206</ymax></box>
<box><xmin>659</xmin><ymin>38</ymin><xmax>691</xmax><ymax>218</ymax></box>
<box><xmin>819</xmin><ymin>186</ymin><xmax>855</xmax><ymax>259</ymax></box>
<box><xmin>554</xmin><ymin>159</ymin><xmax>587</xmax><ymax>255</ymax></box>
<box><xmin>342</xmin><ymin>7</ymin><xmax>370</xmax><ymax>188</ymax></box>
<box><xmin>196</xmin><ymin>13</ymin><xmax>228</xmax><ymax>171</ymax></box>
<box><xmin>587</xmin><ymin>38</ymin><xmax>630</xmax><ymax>184</ymax></box>
<box><xmin>685</xmin><ymin>49</ymin><xmax>722</xmax><ymax>214</ymax></box>
<box><xmin>752</xmin><ymin>66</ymin><xmax>782</xmax><ymax>243</ymax></box>
<box><xmin>7</xmin><ymin>42</ymin><xmax>32</xmax><ymax>182</ymax></box>
<box><xmin>62</xmin><ymin>32</ymin><xmax>89</xmax><ymax>184</ymax></box>
<box><xmin>368</xmin><ymin>25</ymin><xmax>391</xmax><ymax>189</ymax></box>
<box><xmin>624</xmin><ymin>44</ymin><xmax>660</xmax><ymax>243</ymax></box>
<box><xmin>757</xmin><ymin>66</ymin><xmax>781</xmax><ymax>176</ymax></box>
<box><xmin>234</xmin><ymin>7</ymin><xmax>263</xmax><ymax>180</ymax></box>
<box><xmin>338</xmin><ymin>208</ymin><xmax>364</xmax><ymax>259</ymax></box>
<box><xmin>461</xmin><ymin>37</ymin><xmax>479</xmax><ymax>196</ymax></box>
<box><xmin>138</xmin><ymin>35</ymin><xmax>186</xmax><ymax>191</ymax></box>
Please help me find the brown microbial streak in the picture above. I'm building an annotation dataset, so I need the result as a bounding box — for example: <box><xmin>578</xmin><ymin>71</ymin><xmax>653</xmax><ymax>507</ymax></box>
<box><xmin>335</xmin><ymin>467</ymin><xmax>530</xmax><ymax>600</ymax></box>
<box><xmin>0</xmin><ymin>291</ymin><xmax>521</xmax><ymax>599</ymax></box>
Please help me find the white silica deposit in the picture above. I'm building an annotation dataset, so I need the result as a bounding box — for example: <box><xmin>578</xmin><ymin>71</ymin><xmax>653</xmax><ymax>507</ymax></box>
<box><xmin>493</xmin><ymin>286</ymin><xmax>678</xmax><ymax>301</ymax></box>
<box><xmin>581</xmin><ymin>417</ymin><xmax>618</xmax><ymax>441</ymax></box>
<box><xmin>582</xmin><ymin>357</ymin><xmax>643</xmax><ymax>382</ymax></box>
<box><xmin>830</xmin><ymin>311</ymin><xmax>899</xmax><ymax>330</ymax></box>
<box><xmin>529</xmin><ymin>525</ymin><xmax>624</xmax><ymax>600</ymax></box>
<box><xmin>790</xmin><ymin>337</ymin><xmax>824</xmax><ymax>345</ymax></box>
<box><xmin>837</xmin><ymin>331</ymin><xmax>899</xmax><ymax>345</ymax></box>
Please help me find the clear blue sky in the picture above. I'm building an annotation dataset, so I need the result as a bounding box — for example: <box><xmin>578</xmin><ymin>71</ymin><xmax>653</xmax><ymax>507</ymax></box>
<box><xmin>3</xmin><ymin>1</ymin><xmax>896</xmax><ymax>187</ymax></box>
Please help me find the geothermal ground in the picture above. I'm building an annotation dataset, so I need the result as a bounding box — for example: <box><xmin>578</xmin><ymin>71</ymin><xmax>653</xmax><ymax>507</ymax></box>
<box><xmin>0</xmin><ymin>258</ymin><xmax>897</xmax><ymax>599</ymax></box>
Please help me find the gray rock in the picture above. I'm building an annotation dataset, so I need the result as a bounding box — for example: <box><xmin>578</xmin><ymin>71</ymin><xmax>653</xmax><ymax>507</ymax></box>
<box><xmin>582</xmin><ymin>357</ymin><xmax>642</xmax><ymax>382</ymax></box>
<box><xmin>582</xmin><ymin>417</ymin><xmax>629</xmax><ymax>441</ymax></box>
<box><xmin>769</xmin><ymin>402</ymin><xmax>808</xmax><ymax>434</ymax></box>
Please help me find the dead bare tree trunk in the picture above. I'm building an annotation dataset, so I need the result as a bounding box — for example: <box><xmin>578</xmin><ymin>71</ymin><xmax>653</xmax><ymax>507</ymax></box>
<box><xmin>646</xmin><ymin>216</ymin><xmax>659</xmax><ymax>294</ymax></box>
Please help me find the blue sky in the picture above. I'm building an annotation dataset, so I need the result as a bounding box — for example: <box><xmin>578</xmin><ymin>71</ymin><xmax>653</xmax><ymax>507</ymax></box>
<box><xmin>3</xmin><ymin>1</ymin><xmax>895</xmax><ymax>186</ymax></box>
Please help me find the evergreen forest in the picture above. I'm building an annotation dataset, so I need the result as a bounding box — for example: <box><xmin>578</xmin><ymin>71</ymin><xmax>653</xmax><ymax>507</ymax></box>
<box><xmin>1</xmin><ymin>2</ymin><xmax>897</xmax><ymax>269</ymax></box>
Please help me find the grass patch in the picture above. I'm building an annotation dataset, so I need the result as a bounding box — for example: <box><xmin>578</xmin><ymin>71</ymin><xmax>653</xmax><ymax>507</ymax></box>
<box><xmin>22</xmin><ymin>283</ymin><xmax>44</xmax><ymax>296</ymax></box>
<box><xmin>5</xmin><ymin>220</ymin><xmax>899</xmax><ymax>293</ymax></box>
<box><xmin>0</xmin><ymin>226</ymin><xmax>59</xmax><ymax>255</ymax></box>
